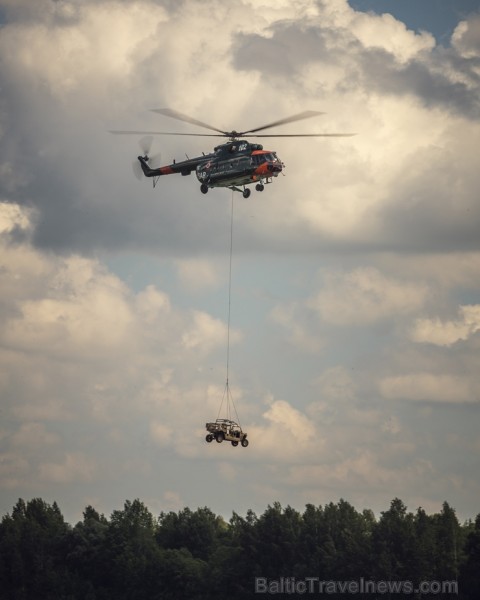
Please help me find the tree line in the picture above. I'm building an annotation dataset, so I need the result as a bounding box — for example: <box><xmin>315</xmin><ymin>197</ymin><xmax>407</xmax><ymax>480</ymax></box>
<box><xmin>0</xmin><ymin>496</ymin><xmax>479</xmax><ymax>599</ymax></box>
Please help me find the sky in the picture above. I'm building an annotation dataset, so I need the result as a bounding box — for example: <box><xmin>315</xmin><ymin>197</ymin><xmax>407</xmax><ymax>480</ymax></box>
<box><xmin>1</xmin><ymin>0</ymin><xmax>480</xmax><ymax>526</ymax></box>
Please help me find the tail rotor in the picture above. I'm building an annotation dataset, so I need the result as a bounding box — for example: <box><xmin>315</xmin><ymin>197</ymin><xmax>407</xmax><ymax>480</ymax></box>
<box><xmin>132</xmin><ymin>136</ymin><xmax>162</xmax><ymax>179</ymax></box>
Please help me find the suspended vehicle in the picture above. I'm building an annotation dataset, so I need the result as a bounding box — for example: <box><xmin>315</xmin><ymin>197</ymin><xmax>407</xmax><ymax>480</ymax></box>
<box><xmin>206</xmin><ymin>418</ymin><xmax>249</xmax><ymax>447</ymax></box>
<box><xmin>205</xmin><ymin>367</ymin><xmax>249</xmax><ymax>448</ymax></box>
<box><xmin>110</xmin><ymin>108</ymin><xmax>354</xmax><ymax>198</ymax></box>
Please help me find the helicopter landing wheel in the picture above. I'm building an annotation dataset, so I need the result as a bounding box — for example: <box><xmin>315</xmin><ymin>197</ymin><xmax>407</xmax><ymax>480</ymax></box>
<box><xmin>242</xmin><ymin>188</ymin><xmax>251</xmax><ymax>199</ymax></box>
<box><xmin>255</xmin><ymin>183</ymin><xmax>264</xmax><ymax>192</ymax></box>
<box><xmin>200</xmin><ymin>183</ymin><xmax>208</xmax><ymax>194</ymax></box>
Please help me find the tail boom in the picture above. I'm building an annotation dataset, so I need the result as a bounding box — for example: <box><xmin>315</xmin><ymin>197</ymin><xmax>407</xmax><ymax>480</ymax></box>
<box><xmin>137</xmin><ymin>154</ymin><xmax>210</xmax><ymax>179</ymax></box>
<box><xmin>138</xmin><ymin>156</ymin><xmax>175</xmax><ymax>178</ymax></box>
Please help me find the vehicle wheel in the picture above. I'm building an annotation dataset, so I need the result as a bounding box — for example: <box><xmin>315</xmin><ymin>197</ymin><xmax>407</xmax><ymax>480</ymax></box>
<box><xmin>241</xmin><ymin>438</ymin><xmax>249</xmax><ymax>447</ymax></box>
<box><xmin>242</xmin><ymin>188</ymin><xmax>251</xmax><ymax>199</ymax></box>
<box><xmin>231</xmin><ymin>441</ymin><xmax>238</xmax><ymax>447</ymax></box>
<box><xmin>200</xmin><ymin>183</ymin><xmax>208</xmax><ymax>194</ymax></box>
<box><xmin>206</xmin><ymin>434</ymin><xmax>213</xmax><ymax>443</ymax></box>
<box><xmin>255</xmin><ymin>183</ymin><xmax>264</xmax><ymax>192</ymax></box>
<box><xmin>215</xmin><ymin>431</ymin><xmax>225</xmax><ymax>443</ymax></box>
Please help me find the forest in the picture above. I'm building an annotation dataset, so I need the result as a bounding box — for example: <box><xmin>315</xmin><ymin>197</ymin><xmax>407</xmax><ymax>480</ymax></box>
<box><xmin>0</xmin><ymin>497</ymin><xmax>479</xmax><ymax>599</ymax></box>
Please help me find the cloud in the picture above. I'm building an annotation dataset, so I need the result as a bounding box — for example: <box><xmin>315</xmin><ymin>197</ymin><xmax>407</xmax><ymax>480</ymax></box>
<box><xmin>150</xmin><ymin>421</ymin><xmax>173</xmax><ymax>446</ymax></box>
<box><xmin>348</xmin><ymin>9</ymin><xmax>435</xmax><ymax>61</ymax></box>
<box><xmin>161</xmin><ymin>490</ymin><xmax>184</xmax><ymax>511</ymax></box>
<box><xmin>2</xmin><ymin>255</ymin><xmax>135</xmax><ymax>360</ymax></box>
<box><xmin>0</xmin><ymin>200</ymin><xmax>243</xmax><ymax>474</ymax></box>
<box><xmin>411</xmin><ymin>304</ymin><xmax>480</xmax><ymax>346</ymax></box>
<box><xmin>375</xmin><ymin>252</ymin><xmax>480</xmax><ymax>290</ymax></box>
<box><xmin>264</xmin><ymin>398</ymin><xmax>315</xmax><ymax>439</ymax></box>
<box><xmin>379</xmin><ymin>372</ymin><xmax>476</xmax><ymax>404</ymax></box>
<box><xmin>0</xmin><ymin>0</ymin><xmax>478</xmax><ymax>258</ymax></box>
<box><xmin>135</xmin><ymin>285</ymin><xmax>171</xmax><ymax>323</ymax></box>
<box><xmin>0</xmin><ymin>202</ymin><xmax>33</xmax><ymax>234</ymax></box>
<box><xmin>310</xmin><ymin>366</ymin><xmax>356</xmax><ymax>403</ymax></box>
<box><xmin>11</xmin><ymin>422</ymin><xmax>60</xmax><ymax>448</ymax></box>
<box><xmin>11</xmin><ymin>396</ymin><xmax>75</xmax><ymax>423</ymax></box>
<box><xmin>452</xmin><ymin>13</ymin><xmax>480</xmax><ymax>58</ymax></box>
<box><xmin>233</xmin><ymin>0</ymin><xmax>479</xmax><ymax>117</ymax></box>
<box><xmin>175</xmin><ymin>258</ymin><xmax>220</xmax><ymax>291</ymax></box>
<box><xmin>182</xmin><ymin>310</ymin><xmax>240</xmax><ymax>353</ymax></box>
<box><xmin>39</xmin><ymin>452</ymin><xmax>97</xmax><ymax>484</ymax></box>
<box><xmin>309</xmin><ymin>267</ymin><xmax>427</xmax><ymax>326</ymax></box>
<box><xmin>0</xmin><ymin>456</ymin><xmax>29</xmax><ymax>490</ymax></box>
<box><xmin>286</xmin><ymin>450</ymin><xmax>434</xmax><ymax>494</ymax></box>
<box><xmin>270</xmin><ymin>302</ymin><xmax>324</xmax><ymax>352</ymax></box>
<box><xmin>0</xmin><ymin>1</ymin><xmax>168</xmax><ymax>99</ymax></box>
<box><xmin>247</xmin><ymin>396</ymin><xmax>320</xmax><ymax>461</ymax></box>
<box><xmin>218</xmin><ymin>461</ymin><xmax>237</xmax><ymax>482</ymax></box>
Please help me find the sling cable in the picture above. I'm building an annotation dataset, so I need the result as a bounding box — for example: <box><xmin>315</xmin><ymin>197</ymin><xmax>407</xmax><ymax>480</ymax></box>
<box><xmin>204</xmin><ymin>190</ymin><xmax>249</xmax><ymax>448</ymax></box>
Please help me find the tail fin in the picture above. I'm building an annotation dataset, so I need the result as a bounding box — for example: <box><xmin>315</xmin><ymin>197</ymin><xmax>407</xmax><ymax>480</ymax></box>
<box><xmin>137</xmin><ymin>156</ymin><xmax>157</xmax><ymax>178</ymax></box>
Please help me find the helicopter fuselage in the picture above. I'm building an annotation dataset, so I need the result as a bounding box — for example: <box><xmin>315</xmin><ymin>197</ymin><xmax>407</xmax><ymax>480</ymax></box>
<box><xmin>138</xmin><ymin>140</ymin><xmax>283</xmax><ymax>197</ymax></box>
<box><xmin>197</xmin><ymin>141</ymin><xmax>283</xmax><ymax>188</ymax></box>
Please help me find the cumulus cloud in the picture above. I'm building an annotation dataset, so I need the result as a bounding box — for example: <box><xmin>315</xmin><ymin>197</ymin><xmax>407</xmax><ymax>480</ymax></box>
<box><xmin>2</xmin><ymin>256</ymin><xmax>136</xmax><ymax>360</ymax></box>
<box><xmin>375</xmin><ymin>252</ymin><xmax>480</xmax><ymax>290</ymax></box>
<box><xmin>411</xmin><ymin>304</ymin><xmax>480</xmax><ymax>346</ymax></box>
<box><xmin>247</xmin><ymin>396</ymin><xmax>320</xmax><ymax>461</ymax></box>
<box><xmin>452</xmin><ymin>13</ymin><xmax>480</xmax><ymax>58</ymax></box>
<box><xmin>379</xmin><ymin>372</ymin><xmax>476</xmax><ymax>404</ymax></box>
<box><xmin>0</xmin><ymin>454</ymin><xmax>29</xmax><ymax>490</ymax></box>
<box><xmin>348</xmin><ymin>10</ymin><xmax>435</xmax><ymax>61</ymax></box>
<box><xmin>11</xmin><ymin>422</ymin><xmax>60</xmax><ymax>448</ymax></box>
<box><xmin>135</xmin><ymin>285</ymin><xmax>171</xmax><ymax>323</ymax></box>
<box><xmin>39</xmin><ymin>452</ymin><xmax>97</xmax><ymax>484</ymax></box>
<box><xmin>0</xmin><ymin>0</ymin><xmax>478</xmax><ymax>256</ymax></box>
<box><xmin>0</xmin><ymin>201</ymin><xmax>245</xmax><ymax>495</ymax></box>
<box><xmin>161</xmin><ymin>490</ymin><xmax>184</xmax><ymax>511</ymax></box>
<box><xmin>233</xmin><ymin>0</ymin><xmax>479</xmax><ymax>116</ymax></box>
<box><xmin>287</xmin><ymin>450</ymin><xmax>434</xmax><ymax>494</ymax></box>
<box><xmin>311</xmin><ymin>366</ymin><xmax>356</xmax><ymax>403</ymax></box>
<box><xmin>150</xmin><ymin>421</ymin><xmax>173</xmax><ymax>446</ymax></box>
<box><xmin>175</xmin><ymin>258</ymin><xmax>221</xmax><ymax>291</ymax></box>
<box><xmin>270</xmin><ymin>302</ymin><xmax>324</xmax><ymax>352</ymax></box>
<box><xmin>264</xmin><ymin>398</ymin><xmax>315</xmax><ymax>439</ymax></box>
<box><xmin>218</xmin><ymin>461</ymin><xmax>237</xmax><ymax>482</ymax></box>
<box><xmin>182</xmin><ymin>310</ymin><xmax>240</xmax><ymax>353</ymax></box>
<box><xmin>0</xmin><ymin>202</ymin><xmax>33</xmax><ymax>234</ymax></box>
<box><xmin>309</xmin><ymin>267</ymin><xmax>428</xmax><ymax>326</ymax></box>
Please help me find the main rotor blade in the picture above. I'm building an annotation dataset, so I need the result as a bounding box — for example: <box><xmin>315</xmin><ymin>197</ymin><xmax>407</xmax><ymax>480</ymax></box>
<box><xmin>240</xmin><ymin>110</ymin><xmax>325</xmax><ymax>135</ymax></box>
<box><xmin>150</xmin><ymin>108</ymin><xmax>227</xmax><ymax>135</ymax></box>
<box><xmin>109</xmin><ymin>130</ymin><xmax>225</xmax><ymax>137</ymax></box>
<box><xmin>247</xmin><ymin>133</ymin><xmax>356</xmax><ymax>137</ymax></box>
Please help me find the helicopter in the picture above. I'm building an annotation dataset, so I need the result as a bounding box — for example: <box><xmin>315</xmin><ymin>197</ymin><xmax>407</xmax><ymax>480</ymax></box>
<box><xmin>111</xmin><ymin>108</ymin><xmax>354</xmax><ymax>198</ymax></box>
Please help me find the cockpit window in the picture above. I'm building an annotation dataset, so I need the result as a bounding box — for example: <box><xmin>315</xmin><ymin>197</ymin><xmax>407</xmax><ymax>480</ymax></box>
<box><xmin>253</xmin><ymin>153</ymin><xmax>278</xmax><ymax>164</ymax></box>
<box><xmin>265</xmin><ymin>153</ymin><xmax>278</xmax><ymax>162</ymax></box>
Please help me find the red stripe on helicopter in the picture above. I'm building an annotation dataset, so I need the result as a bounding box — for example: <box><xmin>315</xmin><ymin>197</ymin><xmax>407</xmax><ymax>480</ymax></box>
<box><xmin>159</xmin><ymin>166</ymin><xmax>175</xmax><ymax>175</ymax></box>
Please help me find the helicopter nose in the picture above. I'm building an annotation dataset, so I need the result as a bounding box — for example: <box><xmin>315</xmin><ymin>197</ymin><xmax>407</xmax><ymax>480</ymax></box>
<box><xmin>268</xmin><ymin>161</ymin><xmax>283</xmax><ymax>173</ymax></box>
